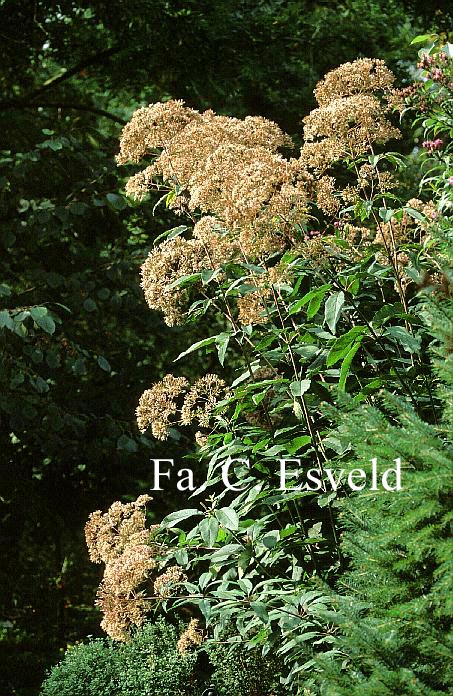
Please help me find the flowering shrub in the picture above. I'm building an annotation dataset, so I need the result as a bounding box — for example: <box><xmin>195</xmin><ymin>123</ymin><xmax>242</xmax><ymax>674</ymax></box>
<box><xmin>85</xmin><ymin>40</ymin><xmax>452</xmax><ymax>693</ymax></box>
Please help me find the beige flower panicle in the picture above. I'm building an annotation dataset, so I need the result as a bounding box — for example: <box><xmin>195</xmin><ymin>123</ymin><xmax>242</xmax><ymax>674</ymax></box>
<box><xmin>237</xmin><ymin>289</ymin><xmax>269</xmax><ymax>326</ymax></box>
<box><xmin>85</xmin><ymin>495</ymin><xmax>153</xmax><ymax>564</ymax></box>
<box><xmin>118</xmin><ymin>101</ymin><xmax>309</xmax><ymax>267</ymax></box>
<box><xmin>300</xmin><ymin>60</ymin><xmax>400</xmax><ymax>173</ymax></box>
<box><xmin>136</xmin><ymin>374</ymin><xmax>189</xmax><ymax>439</ymax></box>
<box><xmin>180</xmin><ymin>374</ymin><xmax>229</xmax><ymax>427</ymax></box>
<box><xmin>314</xmin><ymin>58</ymin><xmax>396</xmax><ymax>106</ymax></box>
<box><xmin>140</xmin><ymin>222</ymin><xmax>240</xmax><ymax>326</ymax></box>
<box><xmin>192</xmin><ymin>215</ymin><xmax>239</xmax><ymax>266</ymax></box>
<box><xmin>97</xmin><ymin>591</ymin><xmax>151</xmax><ymax>642</ymax></box>
<box><xmin>316</xmin><ymin>176</ymin><xmax>340</xmax><ymax>216</ymax></box>
<box><xmin>303</xmin><ymin>94</ymin><xmax>400</xmax><ymax>158</ymax></box>
<box><xmin>102</xmin><ymin>544</ymin><xmax>157</xmax><ymax>597</ymax></box>
<box><xmin>116</xmin><ymin>100</ymin><xmax>201</xmax><ymax>164</ymax></box>
<box><xmin>153</xmin><ymin>565</ymin><xmax>188</xmax><ymax>598</ymax></box>
<box><xmin>140</xmin><ymin>237</ymin><xmax>207</xmax><ymax>327</ymax></box>
<box><xmin>177</xmin><ymin>618</ymin><xmax>204</xmax><ymax>654</ymax></box>
<box><xmin>97</xmin><ymin>544</ymin><xmax>157</xmax><ymax>641</ymax></box>
<box><xmin>85</xmin><ymin>496</ymin><xmax>159</xmax><ymax>641</ymax></box>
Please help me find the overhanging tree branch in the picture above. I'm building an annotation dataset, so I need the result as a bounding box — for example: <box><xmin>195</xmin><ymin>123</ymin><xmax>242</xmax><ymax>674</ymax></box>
<box><xmin>0</xmin><ymin>100</ymin><xmax>127</xmax><ymax>125</ymax></box>
<box><xmin>0</xmin><ymin>45</ymin><xmax>122</xmax><ymax>111</ymax></box>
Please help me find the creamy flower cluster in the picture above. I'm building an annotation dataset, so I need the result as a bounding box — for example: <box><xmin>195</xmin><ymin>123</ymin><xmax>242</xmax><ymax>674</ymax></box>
<box><xmin>85</xmin><ymin>496</ymin><xmax>159</xmax><ymax>640</ymax></box>
<box><xmin>136</xmin><ymin>373</ymin><xmax>228</xmax><ymax>440</ymax></box>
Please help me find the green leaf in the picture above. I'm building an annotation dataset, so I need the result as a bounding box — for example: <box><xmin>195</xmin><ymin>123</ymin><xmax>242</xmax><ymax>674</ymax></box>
<box><xmin>251</xmin><ymin>601</ymin><xmax>269</xmax><ymax>623</ymax></box>
<box><xmin>174</xmin><ymin>335</ymin><xmax>217</xmax><ymax>361</ymax></box>
<box><xmin>210</xmin><ymin>543</ymin><xmax>242</xmax><ymax>563</ymax></box>
<box><xmin>286</xmin><ymin>435</ymin><xmax>311</xmax><ymax>455</ymax></box>
<box><xmin>161</xmin><ymin>508</ymin><xmax>202</xmax><ymax>528</ymax></box>
<box><xmin>290</xmin><ymin>380</ymin><xmax>311</xmax><ymax>397</ymax></box>
<box><xmin>327</xmin><ymin>326</ymin><xmax>367</xmax><ymax>367</ymax></box>
<box><xmin>215</xmin><ymin>332</ymin><xmax>230</xmax><ymax>366</ymax></box>
<box><xmin>83</xmin><ymin>298</ymin><xmax>97</xmax><ymax>312</ymax></box>
<box><xmin>153</xmin><ymin>225</ymin><xmax>188</xmax><ymax>246</ymax></box>
<box><xmin>0</xmin><ymin>310</ymin><xmax>14</xmax><ymax>330</ymax></box>
<box><xmin>199</xmin><ymin>517</ymin><xmax>220</xmax><ymax>546</ymax></box>
<box><xmin>403</xmin><ymin>206</ymin><xmax>426</xmax><ymax>222</ymax></box>
<box><xmin>324</xmin><ymin>291</ymin><xmax>345</xmax><ymax>334</ymax></box>
<box><xmin>167</xmin><ymin>273</ymin><xmax>201</xmax><ymax>290</ymax></box>
<box><xmin>97</xmin><ymin>356</ymin><xmax>111</xmax><ymax>372</ymax></box>
<box><xmin>116</xmin><ymin>434</ymin><xmax>138</xmax><ymax>453</ymax></box>
<box><xmin>215</xmin><ymin>507</ymin><xmax>239</xmax><ymax>531</ymax></box>
<box><xmin>69</xmin><ymin>201</ymin><xmax>89</xmax><ymax>216</ymax></box>
<box><xmin>338</xmin><ymin>341</ymin><xmax>362</xmax><ymax>392</ymax></box>
<box><xmin>30</xmin><ymin>307</ymin><xmax>56</xmax><ymax>334</ymax></box>
<box><xmin>288</xmin><ymin>284</ymin><xmax>331</xmax><ymax>316</ymax></box>
<box><xmin>410</xmin><ymin>33</ymin><xmax>437</xmax><ymax>44</ymax></box>
<box><xmin>378</xmin><ymin>208</ymin><xmax>395</xmax><ymax>223</ymax></box>
<box><xmin>106</xmin><ymin>193</ymin><xmax>127</xmax><ymax>210</ymax></box>
<box><xmin>384</xmin><ymin>326</ymin><xmax>421</xmax><ymax>353</ymax></box>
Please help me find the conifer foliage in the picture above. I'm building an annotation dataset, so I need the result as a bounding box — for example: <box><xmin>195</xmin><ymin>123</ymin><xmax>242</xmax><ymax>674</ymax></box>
<box><xmin>314</xmin><ymin>281</ymin><xmax>453</xmax><ymax>694</ymax></box>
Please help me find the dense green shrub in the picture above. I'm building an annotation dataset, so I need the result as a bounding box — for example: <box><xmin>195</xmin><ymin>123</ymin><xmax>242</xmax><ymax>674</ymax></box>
<box><xmin>41</xmin><ymin>619</ymin><xmax>199</xmax><ymax>696</ymax></box>
<box><xmin>41</xmin><ymin>617</ymin><xmax>287</xmax><ymax>695</ymax></box>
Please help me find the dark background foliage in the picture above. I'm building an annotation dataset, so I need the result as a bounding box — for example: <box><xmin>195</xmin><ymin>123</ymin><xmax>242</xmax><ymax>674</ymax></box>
<box><xmin>0</xmin><ymin>1</ymin><xmax>450</xmax><ymax>694</ymax></box>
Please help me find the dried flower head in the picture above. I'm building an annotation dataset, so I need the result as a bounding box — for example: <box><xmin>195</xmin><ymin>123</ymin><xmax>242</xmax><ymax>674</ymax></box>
<box><xmin>140</xmin><ymin>237</ymin><xmax>207</xmax><ymax>326</ymax></box>
<box><xmin>136</xmin><ymin>374</ymin><xmax>189</xmax><ymax>439</ymax></box>
<box><xmin>177</xmin><ymin>618</ymin><xmax>204</xmax><ymax>654</ymax></box>
<box><xmin>85</xmin><ymin>496</ymin><xmax>158</xmax><ymax>641</ymax></box>
<box><xmin>314</xmin><ymin>58</ymin><xmax>395</xmax><ymax>106</ymax></box>
<box><xmin>316</xmin><ymin>176</ymin><xmax>340</xmax><ymax>216</ymax></box>
<box><xmin>116</xmin><ymin>100</ymin><xmax>200</xmax><ymax>164</ymax></box>
<box><xmin>85</xmin><ymin>495</ymin><xmax>153</xmax><ymax>564</ymax></box>
<box><xmin>97</xmin><ymin>590</ymin><xmax>151</xmax><ymax>642</ymax></box>
<box><xmin>153</xmin><ymin>565</ymin><xmax>188</xmax><ymax>598</ymax></box>
<box><xmin>181</xmin><ymin>374</ymin><xmax>229</xmax><ymax>427</ymax></box>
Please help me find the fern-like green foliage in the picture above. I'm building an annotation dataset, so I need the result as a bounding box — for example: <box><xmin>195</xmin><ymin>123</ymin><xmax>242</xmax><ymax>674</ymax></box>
<box><xmin>314</xmin><ymin>281</ymin><xmax>453</xmax><ymax>695</ymax></box>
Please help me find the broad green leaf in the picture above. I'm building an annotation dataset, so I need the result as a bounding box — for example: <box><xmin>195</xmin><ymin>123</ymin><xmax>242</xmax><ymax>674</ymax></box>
<box><xmin>215</xmin><ymin>507</ymin><xmax>239</xmax><ymax>531</ymax></box>
<box><xmin>403</xmin><ymin>206</ymin><xmax>426</xmax><ymax>222</ymax></box>
<box><xmin>288</xmin><ymin>284</ymin><xmax>331</xmax><ymax>316</ymax></box>
<box><xmin>324</xmin><ymin>291</ymin><xmax>345</xmax><ymax>334</ymax></box>
<box><xmin>97</xmin><ymin>356</ymin><xmax>111</xmax><ymax>372</ymax></box>
<box><xmin>106</xmin><ymin>192</ymin><xmax>127</xmax><ymax>210</ymax></box>
<box><xmin>327</xmin><ymin>326</ymin><xmax>367</xmax><ymax>367</ymax></box>
<box><xmin>210</xmin><ymin>543</ymin><xmax>242</xmax><ymax>563</ymax></box>
<box><xmin>30</xmin><ymin>307</ymin><xmax>56</xmax><ymax>334</ymax></box>
<box><xmin>153</xmin><ymin>225</ymin><xmax>188</xmax><ymax>246</ymax></box>
<box><xmin>251</xmin><ymin>601</ymin><xmax>269</xmax><ymax>623</ymax></box>
<box><xmin>174</xmin><ymin>335</ymin><xmax>217</xmax><ymax>361</ymax></box>
<box><xmin>378</xmin><ymin>207</ymin><xmax>395</xmax><ymax>223</ymax></box>
<box><xmin>161</xmin><ymin>508</ymin><xmax>202</xmax><ymax>528</ymax></box>
<box><xmin>290</xmin><ymin>380</ymin><xmax>311</xmax><ymax>397</ymax></box>
<box><xmin>338</xmin><ymin>341</ymin><xmax>362</xmax><ymax>392</ymax></box>
<box><xmin>199</xmin><ymin>517</ymin><xmax>220</xmax><ymax>546</ymax></box>
<box><xmin>0</xmin><ymin>310</ymin><xmax>14</xmax><ymax>330</ymax></box>
<box><xmin>167</xmin><ymin>273</ymin><xmax>201</xmax><ymax>290</ymax></box>
<box><xmin>286</xmin><ymin>435</ymin><xmax>311</xmax><ymax>455</ymax></box>
<box><xmin>410</xmin><ymin>33</ymin><xmax>437</xmax><ymax>44</ymax></box>
<box><xmin>215</xmin><ymin>332</ymin><xmax>230</xmax><ymax>366</ymax></box>
<box><xmin>384</xmin><ymin>326</ymin><xmax>421</xmax><ymax>353</ymax></box>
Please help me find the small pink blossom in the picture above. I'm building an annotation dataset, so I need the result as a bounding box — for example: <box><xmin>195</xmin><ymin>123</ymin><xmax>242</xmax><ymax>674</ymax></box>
<box><xmin>422</xmin><ymin>138</ymin><xmax>444</xmax><ymax>153</ymax></box>
<box><xmin>448</xmin><ymin>176</ymin><xmax>453</xmax><ymax>186</ymax></box>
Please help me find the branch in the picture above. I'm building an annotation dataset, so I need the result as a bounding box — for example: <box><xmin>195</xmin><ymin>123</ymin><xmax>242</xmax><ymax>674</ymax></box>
<box><xmin>0</xmin><ymin>45</ymin><xmax>122</xmax><ymax>109</ymax></box>
<box><xmin>0</xmin><ymin>100</ymin><xmax>126</xmax><ymax>125</ymax></box>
